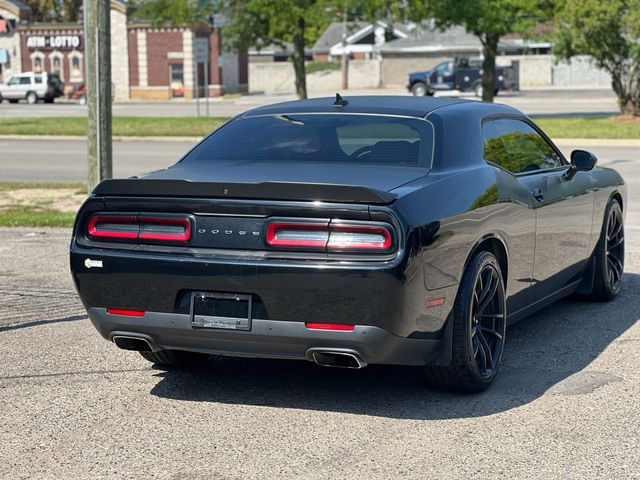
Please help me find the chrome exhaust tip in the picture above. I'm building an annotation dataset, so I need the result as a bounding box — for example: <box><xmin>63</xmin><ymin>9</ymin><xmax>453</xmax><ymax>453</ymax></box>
<box><xmin>112</xmin><ymin>335</ymin><xmax>154</xmax><ymax>352</ymax></box>
<box><xmin>310</xmin><ymin>349</ymin><xmax>365</xmax><ymax>369</ymax></box>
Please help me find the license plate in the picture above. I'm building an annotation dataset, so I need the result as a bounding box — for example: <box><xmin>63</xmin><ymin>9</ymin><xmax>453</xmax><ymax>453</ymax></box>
<box><xmin>190</xmin><ymin>292</ymin><xmax>252</xmax><ymax>331</ymax></box>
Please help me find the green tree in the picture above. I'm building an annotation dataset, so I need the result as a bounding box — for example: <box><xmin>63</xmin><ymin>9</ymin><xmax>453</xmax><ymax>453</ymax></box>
<box><xmin>26</xmin><ymin>0</ymin><xmax>83</xmax><ymax>22</ymax></box>
<box><xmin>420</xmin><ymin>0</ymin><xmax>552</xmax><ymax>102</ymax></box>
<box><xmin>553</xmin><ymin>0</ymin><xmax>640</xmax><ymax>116</ymax></box>
<box><xmin>132</xmin><ymin>0</ymin><xmax>213</xmax><ymax>25</ymax></box>
<box><xmin>221</xmin><ymin>0</ymin><xmax>401</xmax><ymax>99</ymax></box>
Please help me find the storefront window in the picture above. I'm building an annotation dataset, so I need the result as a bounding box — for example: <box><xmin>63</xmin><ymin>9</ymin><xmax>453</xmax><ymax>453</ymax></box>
<box><xmin>170</xmin><ymin>63</ymin><xmax>184</xmax><ymax>98</ymax></box>
<box><xmin>69</xmin><ymin>54</ymin><xmax>82</xmax><ymax>81</ymax></box>
<box><xmin>52</xmin><ymin>57</ymin><xmax>61</xmax><ymax>75</ymax></box>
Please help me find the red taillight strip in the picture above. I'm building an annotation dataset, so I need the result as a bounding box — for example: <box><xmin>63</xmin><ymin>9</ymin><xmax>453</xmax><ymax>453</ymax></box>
<box><xmin>107</xmin><ymin>308</ymin><xmax>145</xmax><ymax>317</ymax></box>
<box><xmin>266</xmin><ymin>220</ymin><xmax>393</xmax><ymax>251</ymax></box>
<box><xmin>87</xmin><ymin>214</ymin><xmax>191</xmax><ymax>242</ymax></box>
<box><xmin>87</xmin><ymin>215</ymin><xmax>138</xmax><ymax>239</ymax></box>
<box><xmin>266</xmin><ymin>222</ymin><xmax>328</xmax><ymax>247</ymax></box>
<box><xmin>328</xmin><ymin>224</ymin><xmax>392</xmax><ymax>250</ymax></box>
<box><xmin>306</xmin><ymin>323</ymin><xmax>355</xmax><ymax>331</ymax></box>
<box><xmin>138</xmin><ymin>216</ymin><xmax>191</xmax><ymax>242</ymax></box>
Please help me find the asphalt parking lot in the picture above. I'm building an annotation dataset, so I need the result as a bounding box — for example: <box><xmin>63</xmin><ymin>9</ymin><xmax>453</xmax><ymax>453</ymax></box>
<box><xmin>0</xmin><ymin>152</ymin><xmax>638</xmax><ymax>478</ymax></box>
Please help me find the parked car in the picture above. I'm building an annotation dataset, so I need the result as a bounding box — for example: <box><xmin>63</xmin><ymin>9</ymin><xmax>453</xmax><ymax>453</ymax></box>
<box><xmin>69</xmin><ymin>83</ymin><xmax>87</xmax><ymax>105</ymax></box>
<box><xmin>0</xmin><ymin>71</ymin><xmax>64</xmax><ymax>104</ymax></box>
<box><xmin>408</xmin><ymin>57</ymin><xmax>518</xmax><ymax>97</ymax></box>
<box><xmin>70</xmin><ymin>96</ymin><xmax>625</xmax><ymax>392</ymax></box>
<box><xmin>68</xmin><ymin>82</ymin><xmax>116</xmax><ymax>105</ymax></box>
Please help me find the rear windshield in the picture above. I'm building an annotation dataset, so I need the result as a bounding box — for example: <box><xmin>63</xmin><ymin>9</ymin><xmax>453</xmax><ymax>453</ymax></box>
<box><xmin>182</xmin><ymin>114</ymin><xmax>434</xmax><ymax>168</ymax></box>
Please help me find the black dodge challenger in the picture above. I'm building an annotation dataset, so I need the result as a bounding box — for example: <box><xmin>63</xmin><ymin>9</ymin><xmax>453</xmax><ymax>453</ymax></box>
<box><xmin>70</xmin><ymin>96</ymin><xmax>626</xmax><ymax>392</ymax></box>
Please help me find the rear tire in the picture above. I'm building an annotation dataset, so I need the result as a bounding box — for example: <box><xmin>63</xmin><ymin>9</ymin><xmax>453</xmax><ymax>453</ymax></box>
<box><xmin>26</xmin><ymin>91</ymin><xmax>37</xmax><ymax>104</ymax></box>
<box><xmin>424</xmin><ymin>251</ymin><xmax>507</xmax><ymax>392</ymax></box>
<box><xmin>473</xmin><ymin>82</ymin><xmax>483</xmax><ymax>98</ymax></box>
<box><xmin>139</xmin><ymin>349</ymin><xmax>211</xmax><ymax>367</ymax></box>
<box><xmin>590</xmin><ymin>199</ymin><xmax>624</xmax><ymax>301</ymax></box>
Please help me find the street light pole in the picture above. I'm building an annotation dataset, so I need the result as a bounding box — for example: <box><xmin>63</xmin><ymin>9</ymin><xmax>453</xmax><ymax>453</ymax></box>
<box><xmin>341</xmin><ymin>2</ymin><xmax>348</xmax><ymax>90</ymax></box>
<box><xmin>85</xmin><ymin>0</ymin><xmax>112</xmax><ymax>192</ymax></box>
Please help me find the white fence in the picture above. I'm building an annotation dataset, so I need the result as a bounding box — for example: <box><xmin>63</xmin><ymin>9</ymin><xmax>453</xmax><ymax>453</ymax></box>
<box><xmin>249</xmin><ymin>60</ymin><xmax>380</xmax><ymax>93</ymax></box>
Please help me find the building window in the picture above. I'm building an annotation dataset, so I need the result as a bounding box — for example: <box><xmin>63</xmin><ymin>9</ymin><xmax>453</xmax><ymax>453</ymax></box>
<box><xmin>170</xmin><ymin>63</ymin><xmax>184</xmax><ymax>98</ymax></box>
<box><xmin>31</xmin><ymin>52</ymin><xmax>45</xmax><ymax>73</ymax></box>
<box><xmin>50</xmin><ymin>52</ymin><xmax>64</xmax><ymax>81</ymax></box>
<box><xmin>68</xmin><ymin>53</ymin><xmax>83</xmax><ymax>82</ymax></box>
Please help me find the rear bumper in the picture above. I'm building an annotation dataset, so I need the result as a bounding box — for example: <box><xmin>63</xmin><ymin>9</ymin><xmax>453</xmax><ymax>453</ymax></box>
<box><xmin>89</xmin><ymin>308</ymin><xmax>448</xmax><ymax>366</ymax></box>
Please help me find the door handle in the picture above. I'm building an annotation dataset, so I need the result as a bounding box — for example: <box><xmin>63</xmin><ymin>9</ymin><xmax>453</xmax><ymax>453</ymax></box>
<box><xmin>531</xmin><ymin>188</ymin><xmax>544</xmax><ymax>202</ymax></box>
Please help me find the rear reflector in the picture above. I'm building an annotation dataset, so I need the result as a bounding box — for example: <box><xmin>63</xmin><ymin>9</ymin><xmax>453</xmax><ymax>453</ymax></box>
<box><xmin>306</xmin><ymin>323</ymin><xmax>355</xmax><ymax>331</ymax></box>
<box><xmin>87</xmin><ymin>214</ymin><xmax>191</xmax><ymax>243</ymax></box>
<box><xmin>107</xmin><ymin>308</ymin><xmax>145</xmax><ymax>317</ymax></box>
<box><xmin>266</xmin><ymin>221</ymin><xmax>393</xmax><ymax>251</ymax></box>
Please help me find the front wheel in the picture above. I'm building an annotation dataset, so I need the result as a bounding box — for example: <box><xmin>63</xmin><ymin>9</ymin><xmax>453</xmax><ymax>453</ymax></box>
<box><xmin>424</xmin><ymin>251</ymin><xmax>507</xmax><ymax>392</ymax></box>
<box><xmin>590</xmin><ymin>199</ymin><xmax>624</xmax><ymax>301</ymax></box>
<box><xmin>411</xmin><ymin>82</ymin><xmax>428</xmax><ymax>96</ymax></box>
<box><xmin>139</xmin><ymin>349</ymin><xmax>211</xmax><ymax>368</ymax></box>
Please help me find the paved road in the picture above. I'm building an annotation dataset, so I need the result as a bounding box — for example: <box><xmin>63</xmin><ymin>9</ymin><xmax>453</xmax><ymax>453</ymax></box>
<box><xmin>1</xmin><ymin>138</ymin><xmax>637</xmax><ymax>182</ymax></box>
<box><xmin>0</xmin><ymin>154</ymin><xmax>638</xmax><ymax>478</ymax></box>
<box><xmin>0</xmin><ymin>87</ymin><xmax>619</xmax><ymax>118</ymax></box>
<box><xmin>0</xmin><ymin>138</ymin><xmax>193</xmax><ymax>181</ymax></box>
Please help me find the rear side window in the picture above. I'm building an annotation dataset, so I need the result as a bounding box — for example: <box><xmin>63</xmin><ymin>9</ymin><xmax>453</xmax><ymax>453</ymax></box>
<box><xmin>182</xmin><ymin>114</ymin><xmax>433</xmax><ymax>168</ymax></box>
<box><xmin>483</xmin><ymin>118</ymin><xmax>563</xmax><ymax>174</ymax></box>
<box><xmin>20</xmin><ymin>77</ymin><xmax>31</xmax><ymax>85</ymax></box>
<box><xmin>34</xmin><ymin>75</ymin><xmax>43</xmax><ymax>84</ymax></box>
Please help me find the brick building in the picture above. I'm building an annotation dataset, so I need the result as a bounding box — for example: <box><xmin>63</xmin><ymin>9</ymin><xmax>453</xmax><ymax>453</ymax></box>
<box><xmin>0</xmin><ymin>0</ymin><xmax>247</xmax><ymax>101</ymax></box>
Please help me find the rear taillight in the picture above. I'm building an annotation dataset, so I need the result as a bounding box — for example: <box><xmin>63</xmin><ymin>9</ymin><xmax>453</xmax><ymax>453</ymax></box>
<box><xmin>266</xmin><ymin>222</ymin><xmax>329</xmax><ymax>248</ymax></box>
<box><xmin>87</xmin><ymin>214</ymin><xmax>191</xmax><ymax>242</ymax></box>
<box><xmin>266</xmin><ymin>220</ymin><xmax>394</xmax><ymax>252</ymax></box>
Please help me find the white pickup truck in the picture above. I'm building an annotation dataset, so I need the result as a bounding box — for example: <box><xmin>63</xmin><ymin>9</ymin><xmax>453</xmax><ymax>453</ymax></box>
<box><xmin>0</xmin><ymin>71</ymin><xmax>64</xmax><ymax>104</ymax></box>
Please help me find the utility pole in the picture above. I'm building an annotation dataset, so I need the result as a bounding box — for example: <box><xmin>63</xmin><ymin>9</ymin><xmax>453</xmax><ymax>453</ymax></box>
<box><xmin>341</xmin><ymin>1</ymin><xmax>348</xmax><ymax>90</ymax></box>
<box><xmin>85</xmin><ymin>0</ymin><xmax>112</xmax><ymax>191</ymax></box>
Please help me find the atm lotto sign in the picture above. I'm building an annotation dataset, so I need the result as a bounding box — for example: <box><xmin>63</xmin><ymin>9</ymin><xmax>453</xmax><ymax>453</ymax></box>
<box><xmin>26</xmin><ymin>35</ymin><xmax>82</xmax><ymax>50</ymax></box>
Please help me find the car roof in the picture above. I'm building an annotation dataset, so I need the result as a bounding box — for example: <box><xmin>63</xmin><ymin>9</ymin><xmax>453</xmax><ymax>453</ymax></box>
<box><xmin>242</xmin><ymin>95</ymin><xmax>472</xmax><ymax>119</ymax></box>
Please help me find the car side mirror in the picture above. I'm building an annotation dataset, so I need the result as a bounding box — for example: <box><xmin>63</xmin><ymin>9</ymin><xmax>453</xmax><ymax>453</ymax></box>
<box><xmin>565</xmin><ymin>150</ymin><xmax>597</xmax><ymax>180</ymax></box>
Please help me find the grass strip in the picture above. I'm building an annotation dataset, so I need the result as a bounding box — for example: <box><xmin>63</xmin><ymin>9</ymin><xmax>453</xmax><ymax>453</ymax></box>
<box><xmin>0</xmin><ymin>116</ymin><xmax>228</xmax><ymax>137</ymax></box>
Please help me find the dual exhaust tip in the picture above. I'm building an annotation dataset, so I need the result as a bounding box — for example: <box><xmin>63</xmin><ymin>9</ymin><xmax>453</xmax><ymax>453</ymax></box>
<box><xmin>112</xmin><ymin>335</ymin><xmax>366</xmax><ymax>370</ymax></box>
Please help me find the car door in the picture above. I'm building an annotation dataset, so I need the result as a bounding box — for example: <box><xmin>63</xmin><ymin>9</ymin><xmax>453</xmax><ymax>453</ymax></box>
<box><xmin>430</xmin><ymin>61</ymin><xmax>454</xmax><ymax>90</ymax></box>
<box><xmin>17</xmin><ymin>76</ymin><xmax>30</xmax><ymax>98</ymax></box>
<box><xmin>490</xmin><ymin>117</ymin><xmax>595</xmax><ymax>301</ymax></box>
<box><xmin>4</xmin><ymin>76</ymin><xmax>21</xmax><ymax>99</ymax></box>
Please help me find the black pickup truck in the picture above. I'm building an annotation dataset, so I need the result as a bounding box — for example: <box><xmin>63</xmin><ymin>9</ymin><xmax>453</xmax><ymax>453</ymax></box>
<box><xmin>407</xmin><ymin>57</ymin><xmax>519</xmax><ymax>97</ymax></box>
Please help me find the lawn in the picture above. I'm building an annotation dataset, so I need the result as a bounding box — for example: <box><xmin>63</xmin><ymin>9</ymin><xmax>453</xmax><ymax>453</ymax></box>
<box><xmin>0</xmin><ymin>115</ymin><xmax>638</xmax><ymax>139</ymax></box>
<box><xmin>529</xmin><ymin>116</ymin><xmax>640</xmax><ymax>139</ymax></box>
<box><xmin>0</xmin><ymin>182</ymin><xmax>86</xmax><ymax>228</ymax></box>
<box><xmin>0</xmin><ymin>116</ymin><xmax>227</xmax><ymax>137</ymax></box>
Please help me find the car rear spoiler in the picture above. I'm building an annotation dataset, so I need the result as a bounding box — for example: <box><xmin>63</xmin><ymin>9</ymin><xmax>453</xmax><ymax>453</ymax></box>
<box><xmin>92</xmin><ymin>179</ymin><xmax>397</xmax><ymax>205</ymax></box>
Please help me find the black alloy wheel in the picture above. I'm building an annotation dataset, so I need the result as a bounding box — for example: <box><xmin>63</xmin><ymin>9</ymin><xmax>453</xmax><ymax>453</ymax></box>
<box><xmin>591</xmin><ymin>199</ymin><xmax>624</xmax><ymax>301</ymax></box>
<box><xmin>605</xmin><ymin>203</ymin><xmax>624</xmax><ymax>291</ymax></box>
<box><xmin>425</xmin><ymin>251</ymin><xmax>507</xmax><ymax>392</ymax></box>
<box><xmin>470</xmin><ymin>263</ymin><xmax>506</xmax><ymax>377</ymax></box>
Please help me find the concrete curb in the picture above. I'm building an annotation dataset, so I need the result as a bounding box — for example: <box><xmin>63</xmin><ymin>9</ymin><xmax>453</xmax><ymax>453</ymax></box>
<box><xmin>0</xmin><ymin>135</ymin><xmax>638</xmax><ymax>147</ymax></box>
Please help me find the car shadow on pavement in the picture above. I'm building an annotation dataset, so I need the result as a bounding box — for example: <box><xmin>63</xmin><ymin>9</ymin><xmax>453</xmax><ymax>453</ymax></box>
<box><xmin>150</xmin><ymin>273</ymin><xmax>639</xmax><ymax>420</ymax></box>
